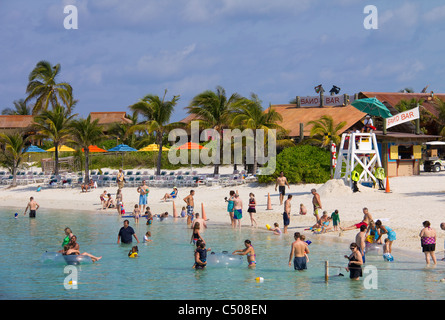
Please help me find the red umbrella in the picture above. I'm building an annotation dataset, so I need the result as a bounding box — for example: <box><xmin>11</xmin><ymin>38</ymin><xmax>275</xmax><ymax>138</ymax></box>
<box><xmin>82</xmin><ymin>145</ymin><xmax>107</xmax><ymax>152</ymax></box>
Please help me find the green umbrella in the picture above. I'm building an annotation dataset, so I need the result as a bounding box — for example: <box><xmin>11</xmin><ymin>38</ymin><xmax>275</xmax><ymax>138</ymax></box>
<box><xmin>351</xmin><ymin>97</ymin><xmax>392</xmax><ymax>119</ymax></box>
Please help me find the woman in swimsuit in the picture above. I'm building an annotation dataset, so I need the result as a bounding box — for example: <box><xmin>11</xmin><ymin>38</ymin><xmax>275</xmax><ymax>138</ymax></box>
<box><xmin>375</xmin><ymin>220</ymin><xmax>396</xmax><ymax>253</ymax></box>
<box><xmin>419</xmin><ymin>221</ymin><xmax>437</xmax><ymax>265</ymax></box>
<box><xmin>232</xmin><ymin>239</ymin><xmax>256</xmax><ymax>268</ymax></box>
<box><xmin>226</xmin><ymin>191</ymin><xmax>236</xmax><ymax>227</ymax></box>
<box><xmin>190</xmin><ymin>222</ymin><xmax>203</xmax><ymax>245</ymax></box>
<box><xmin>344</xmin><ymin>243</ymin><xmax>363</xmax><ymax>280</ymax></box>
<box><xmin>247</xmin><ymin>193</ymin><xmax>257</xmax><ymax>228</ymax></box>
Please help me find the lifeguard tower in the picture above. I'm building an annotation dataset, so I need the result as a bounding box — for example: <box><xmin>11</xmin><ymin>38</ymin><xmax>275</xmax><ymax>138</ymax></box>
<box><xmin>334</xmin><ymin>132</ymin><xmax>382</xmax><ymax>187</ymax></box>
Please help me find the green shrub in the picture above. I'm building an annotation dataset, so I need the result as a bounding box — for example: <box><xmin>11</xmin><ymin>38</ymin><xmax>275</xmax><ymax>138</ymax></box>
<box><xmin>258</xmin><ymin>144</ymin><xmax>331</xmax><ymax>184</ymax></box>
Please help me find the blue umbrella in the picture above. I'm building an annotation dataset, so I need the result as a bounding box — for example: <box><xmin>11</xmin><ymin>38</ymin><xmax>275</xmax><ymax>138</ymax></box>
<box><xmin>108</xmin><ymin>144</ymin><xmax>138</xmax><ymax>152</ymax></box>
<box><xmin>23</xmin><ymin>144</ymin><xmax>47</xmax><ymax>164</ymax></box>
<box><xmin>108</xmin><ymin>144</ymin><xmax>137</xmax><ymax>167</ymax></box>
<box><xmin>23</xmin><ymin>145</ymin><xmax>47</xmax><ymax>153</ymax></box>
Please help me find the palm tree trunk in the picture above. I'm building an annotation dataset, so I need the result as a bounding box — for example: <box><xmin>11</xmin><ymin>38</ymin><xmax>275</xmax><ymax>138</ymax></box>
<box><xmin>84</xmin><ymin>149</ymin><xmax>90</xmax><ymax>184</ymax></box>
<box><xmin>54</xmin><ymin>142</ymin><xmax>59</xmax><ymax>175</ymax></box>
<box><xmin>214</xmin><ymin>128</ymin><xmax>222</xmax><ymax>176</ymax></box>
<box><xmin>156</xmin><ymin>131</ymin><xmax>163</xmax><ymax>176</ymax></box>
<box><xmin>252</xmin><ymin>130</ymin><xmax>258</xmax><ymax>175</ymax></box>
<box><xmin>12</xmin><ymin>161</ymin><xmax>17</xmax><ymax>187</ymax></box>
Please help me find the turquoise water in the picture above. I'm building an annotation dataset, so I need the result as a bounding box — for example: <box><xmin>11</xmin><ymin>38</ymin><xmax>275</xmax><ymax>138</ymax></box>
<box><xmin>1</xmin><ymin>207</ymin><xmax>445</xmax><ymax>300</ymax></box>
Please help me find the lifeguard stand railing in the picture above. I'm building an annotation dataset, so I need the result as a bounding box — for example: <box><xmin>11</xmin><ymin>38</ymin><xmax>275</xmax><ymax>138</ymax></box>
<box><xmin>334</xmin><ymin>132</ymin><xmax>382</xmax><ymax>187</ymax></box>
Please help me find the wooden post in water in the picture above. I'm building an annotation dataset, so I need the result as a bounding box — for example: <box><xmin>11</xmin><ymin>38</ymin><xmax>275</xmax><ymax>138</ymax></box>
<box><xmin>325</xmin><ymin>261</ymin><xmax>329</xmax><ymax>282</ymax></box>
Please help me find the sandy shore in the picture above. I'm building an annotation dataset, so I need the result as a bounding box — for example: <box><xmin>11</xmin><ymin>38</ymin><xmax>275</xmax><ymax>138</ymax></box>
<box><xmin>1</xmin><ymin>166</ymin><xmax>444</xmax><ymax>255</ymax></box>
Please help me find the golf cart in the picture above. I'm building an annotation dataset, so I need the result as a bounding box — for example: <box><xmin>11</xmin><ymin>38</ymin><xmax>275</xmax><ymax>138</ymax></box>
<box><xmin>423</xmin><ymin>141</ymin><xmax>445</xmax><ymax>172</ymax></box>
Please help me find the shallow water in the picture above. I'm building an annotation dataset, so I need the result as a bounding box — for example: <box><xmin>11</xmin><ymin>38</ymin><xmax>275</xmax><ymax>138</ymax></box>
<box><xmin>1</xmin><ymin>207</ymin><xmax>445</xmax><ymax>300</ymax></box>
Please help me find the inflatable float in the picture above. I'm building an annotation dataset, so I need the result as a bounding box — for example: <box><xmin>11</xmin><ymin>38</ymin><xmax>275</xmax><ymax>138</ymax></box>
<box><xmin>206</xmin><ymin>252</ymin><xmax>244</xmax><ymax>268</ymax></box>
<box><xmin>365</xmin><ymin>243</ymin><xmax>382</xmax><ymax>256</ymax></box>
<box><xmin>41</xmin><ymin>251</ymin><xmax>93</xmax><ymax>265</ymax></box>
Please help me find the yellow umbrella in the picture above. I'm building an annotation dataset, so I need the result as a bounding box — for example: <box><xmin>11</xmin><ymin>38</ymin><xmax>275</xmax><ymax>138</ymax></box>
<box><xmin>138</xmin><ymin>144</ymin><xmax>169</xmax><ymax>152</ymax></box>
<box><xmin>46</xmin><ymin>145</ymin><xmax>76</xmax><ymax>152</ymax></box>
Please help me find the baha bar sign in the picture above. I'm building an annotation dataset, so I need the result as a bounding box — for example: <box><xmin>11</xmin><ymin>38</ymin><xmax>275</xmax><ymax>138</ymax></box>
<box><xmin>386</xmin><ymin>107</ymin><xmax>419</xmax><ymax>129</ymax></box>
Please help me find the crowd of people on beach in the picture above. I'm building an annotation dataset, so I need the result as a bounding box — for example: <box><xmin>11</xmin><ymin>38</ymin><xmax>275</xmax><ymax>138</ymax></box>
<box><xmin>24</xmin><ymin>169</ymin><xmax>445</xmax><ymax>282</ymax></box>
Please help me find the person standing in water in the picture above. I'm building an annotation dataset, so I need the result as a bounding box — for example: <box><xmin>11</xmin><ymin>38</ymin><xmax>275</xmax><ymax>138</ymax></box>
<box><xmin>233</xmin><ymin>240</ymin><xmax>256</xmax><ymax>268</ymax></box>
<box><xmin>288</xmin><ymin>232</ymin><xmax>309</xmax><ymax>271</ymax></box>
<box><xmin>24</xmin><ymin>196</ymin><xmax>39</xmax><ymax>218</ymax></box>
<box><xmin>419</xmin><ymin>221</ymin><xmax>437</xmax><ymax>266</ymax></box>
<box><xmin>275</xmin><ymin>171</ymin><xmax>290</xmax><ymax>206</ymax></box>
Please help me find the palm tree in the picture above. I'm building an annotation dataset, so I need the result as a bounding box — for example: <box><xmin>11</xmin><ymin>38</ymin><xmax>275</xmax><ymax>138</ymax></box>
<box><xmin>108</xmin><ymin>111</ymin><xmax>140</xmax><ymax>148</ymax></box>
<box><xmin>307</xmin><ymin>115</ymin><xmax>347</xmax><ymax>178</ymax></box>
<box><xmin>0</xmin><ymin>132</ymin><xmax>28</xmax><ymax>187</ymax></box>
<box><xmin>307</xmin><ymin>115</ymin><xmax>347</xmax><ymax>148</ymax></box>
<box><xmin>433</xmin><ymin>97</ymin><xmax>445</xmax><ymax>138</ymax></box>
<box><xmin>230</xmin><ymin>93</ymin><xmax>286</xmax><ymax>174</ymax></box>
<box><xmin>187</xmin><ymin>86</ymin><xmax>242</xmax><ymax>175</ymax></box>
<box><xmin>32</xmin><ymin>105</ymin><xmax>76</xmax><ymax>175</ymax></box>
<box><xmin>70</xmin><ymin>115</ymin><xmax>105</xmax><ymax>184</ymax></box>
<box><xmin>394</xmin><ymin>98</ymin><xmax>424</xmax><ymax>113</ymax></box>
<box><xmin>25</xmin><ymin>60</ymin><xmax>73</xmax><ymax>114</ymax></box>
<box><xmin>129</xmin><ymin>90</ymin><xmax>181</xmax><ymax>175</ymax></box>
<box><xmin>1</xmin><ymin>99</ymin><xmax>32</xmax><ymax>115</ymax></box>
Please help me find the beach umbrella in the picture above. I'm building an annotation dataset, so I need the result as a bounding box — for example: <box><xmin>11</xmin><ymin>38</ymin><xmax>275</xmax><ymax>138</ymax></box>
<box><xmin>46</xmin><ymin>145</ymin><xmax>76</xmax><ymax>152</ymax></box>
<box><xmin>174</xmin><ymin>142</ymin><xmax>207</xmax><ymax>171</ymax></box>
<box><xmin>176</xmin><ymin>142</ymin><xmax>207</xmax><ymax>150</ymax></box>
<box><xmin>82</xmin><ymin>145</ymin><xmax>107</xmax><ymax>153</ymax></box>
<box><xmin>351</xmin><ymin>97</ymin><xmax>392</xmax><ymax>119</ymax></box>
<box><xmin>23</xmin><ymin>145</ymin><xmax>47</xmax><ymax>153</ymax></box>
<box><xmin>107</xmin><ymin>144</ymin><xmax>138</xmax><ymax>167</ymax></box>
<box><xmin>23</xmin><ymin>144</ymin><xmax>47</xmax><ymax>164</ymax></box>
<box><xmin>138</xmin><ymin>144</ymin><xmax>169</xmax><ymax>152</ymax></box>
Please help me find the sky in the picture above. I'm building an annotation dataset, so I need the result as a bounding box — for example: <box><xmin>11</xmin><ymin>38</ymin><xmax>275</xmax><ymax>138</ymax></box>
<box><xmin>1</xmin><ymin>0</ymin><xmax>445</xmax><ymax>122</ymax></box>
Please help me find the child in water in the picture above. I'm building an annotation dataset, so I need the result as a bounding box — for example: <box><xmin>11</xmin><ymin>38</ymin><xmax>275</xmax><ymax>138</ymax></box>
<box><xmin>133</xmin><ymin>204</ymin><xmax>140</xmax><ymax>223</ymax></box>
<box><xmin>145</xmin><ymin>207</ymin><xmax>153</xmax><ymax>225</ymax></box>
<box><xmin>181</xmin><ymin>206</ymin><xmax>187</xmax><ymax>218</ymax></box>
<box><xmin>383</xmin><ymin>238</ymin><xmax>394</xmax><ymax>262</ymax></box>
<box><xmin>300</xmin><ymin>235</ymin><xmax>310</xmax><ymax>263</ymax></box>
<box><xmin>144</xmin><ymin>231</ymin><xmax>152</xmax><ymax>243</ymax></box>
<box><xmin>128</xmin><ymin>246</ymin><xmax>138</xmax><ymax>258</ymax></box>
<box><xmin>270</xmin><ymin>222</ymin><xmax>282</xmax><ymax>235</ymax></box>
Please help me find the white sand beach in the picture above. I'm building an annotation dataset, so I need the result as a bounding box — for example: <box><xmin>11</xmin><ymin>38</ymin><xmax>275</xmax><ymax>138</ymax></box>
<box><xmin>1</xmin><ymin>166</ymin><xmax>444</xmax><ymax>255</ymax></box>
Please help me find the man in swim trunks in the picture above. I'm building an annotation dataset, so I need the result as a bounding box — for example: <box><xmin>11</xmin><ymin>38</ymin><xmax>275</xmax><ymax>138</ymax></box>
<box><xmin>355</xmin><ymin>224</ymin><xmax>367</xmax><ymax>263</ymax></box>
<box><xmin>183</xmin><ymin>190</ymin><xmax>195</xmax><ymax>226</ymax></box>
<box><xmin>275</xmin><ymin>171</ymin><xmax>290</xmax><ymax>206</ymax></box>
<box><xmin>311</xmin><ymin>188</ymin><xmax>322</xmax><ymax>223</ymax></box>
<box><xmin>288</xmin><ymin>232</ymin><xmax>309</xmax><ymax>271</ymax></box>
<box><xmin>24</xmin><ymin>196</ymin><xmax>39</xmax><ymax>218</ymax></box>
<box><xmin>283</xmin><ymin>195</ymin><xmax>292</xmax><ymax>234</ymax></box>
<box><xmin>137</xmin><ymin>180</ymin><xmax>149</xmax><ymax>213</ymax></box>
<box><xmin>232</xmin><ymin>193</ymin><xmax>243</xmax><ymax>229</ymax></box>
<box><xmin>341</xmin><ymin>207</ymin><xmax>373</xmax><ymax>232</ymax></box>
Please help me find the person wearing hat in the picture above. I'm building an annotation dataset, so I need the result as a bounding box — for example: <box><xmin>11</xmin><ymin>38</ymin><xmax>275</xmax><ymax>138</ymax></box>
<box><xmin>362</xmin><ymin>115</ymin><xmax>376</xmax><ymax>133</ymax></box>
<box><xmin>161</xmin><ymin>187</ymin><xmax>178</xmax><ymax>202</ymax></box>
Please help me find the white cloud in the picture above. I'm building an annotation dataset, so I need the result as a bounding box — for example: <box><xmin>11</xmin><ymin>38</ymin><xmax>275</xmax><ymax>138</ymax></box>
<box><xmin>136</xmin><ymin>44</ymin><xmax>197</xmax><ymax>78</ymax></box>
<box><xmin>423</xmin><ymin>5</ymin><xmax>445</xmax><ymax>22</ymax></box>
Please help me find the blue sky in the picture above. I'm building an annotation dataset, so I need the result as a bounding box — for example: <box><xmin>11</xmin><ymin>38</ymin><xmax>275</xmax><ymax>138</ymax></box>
<box><xmin>1</xmin><ymin>0</ymin><xmax>445</xmax><ymax>122</ymax></box>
